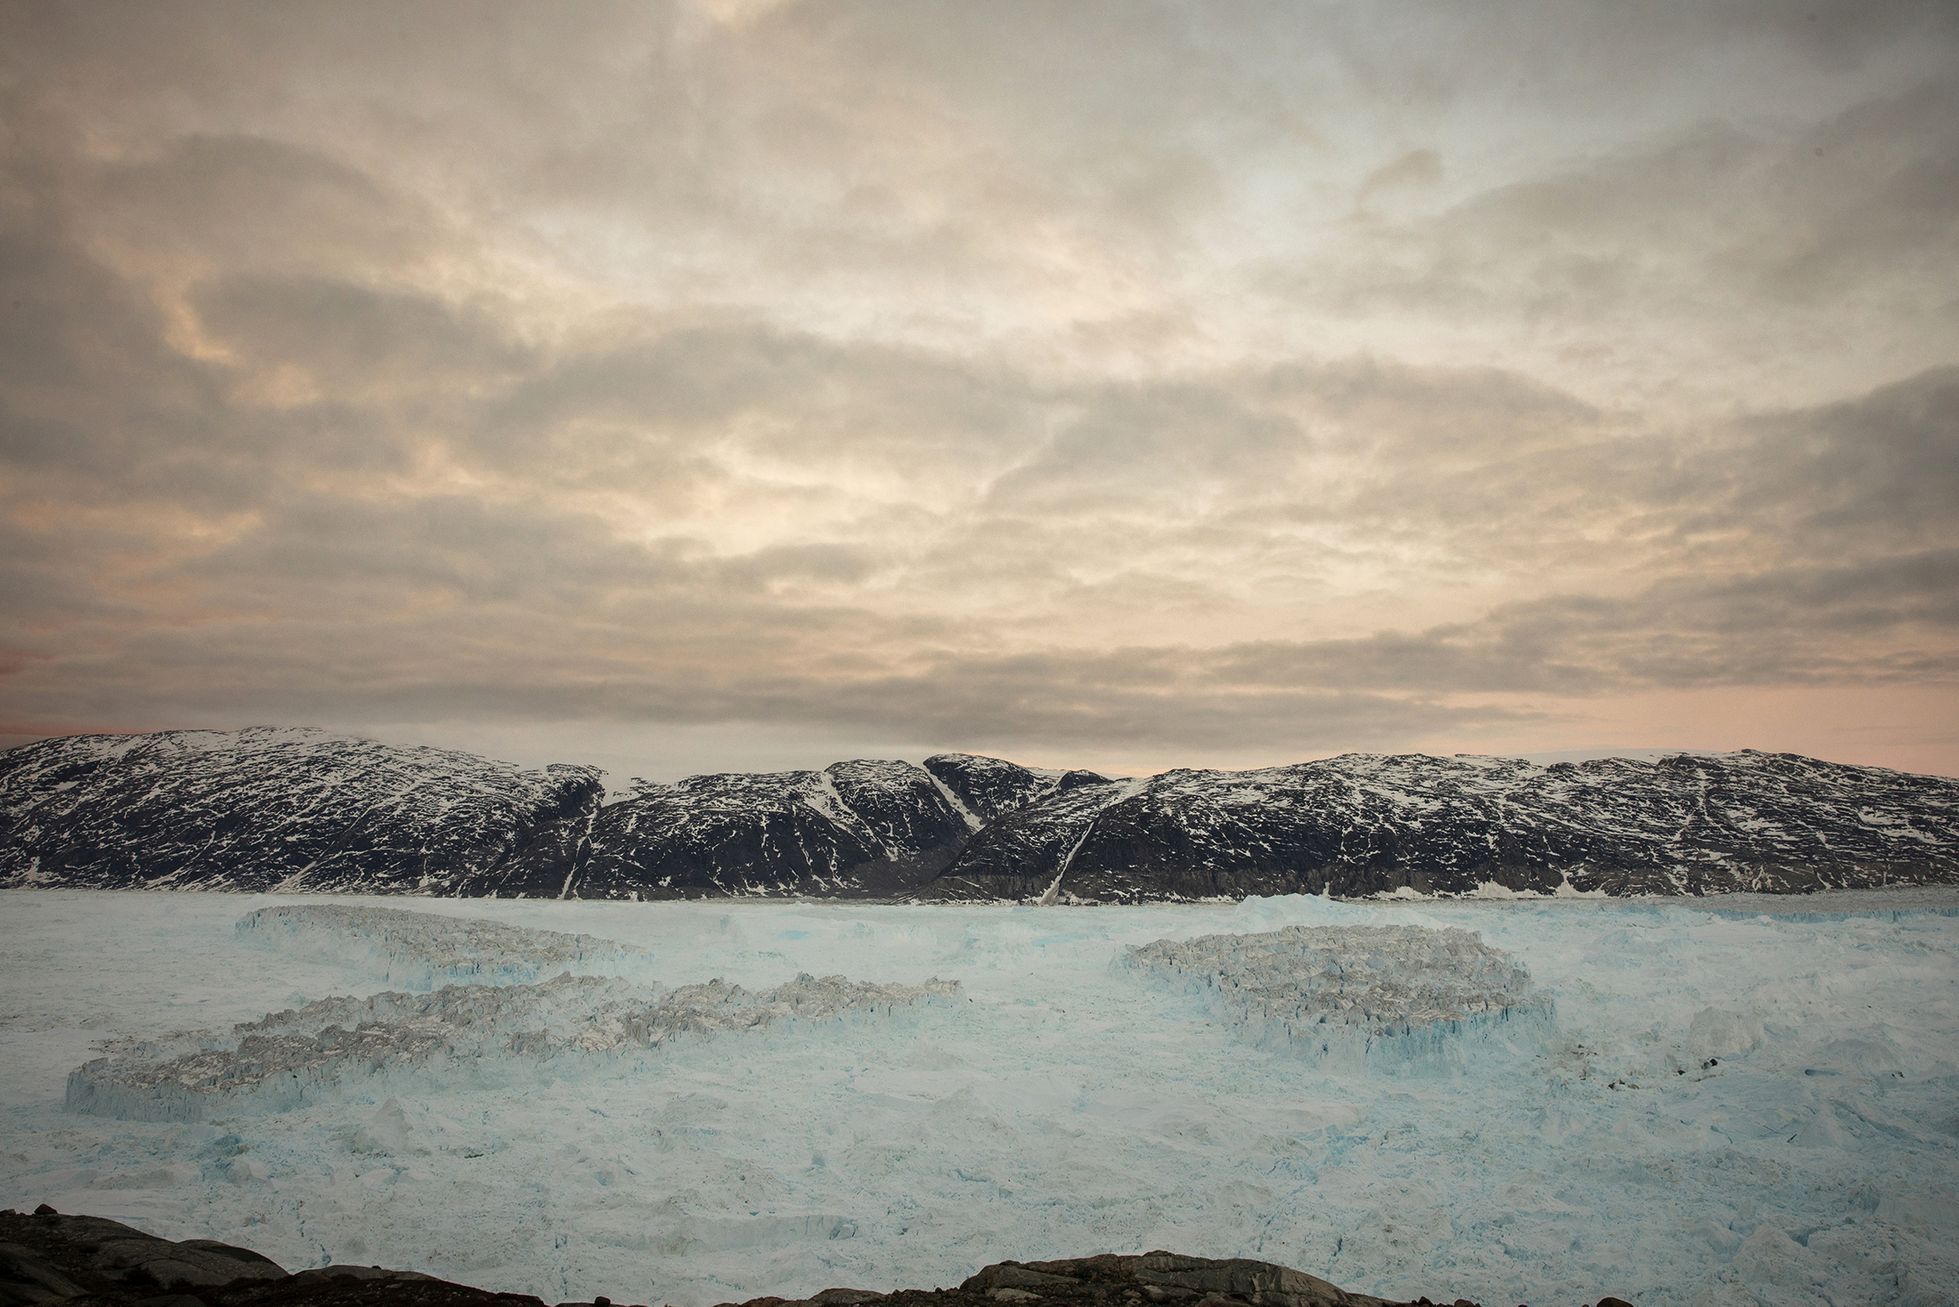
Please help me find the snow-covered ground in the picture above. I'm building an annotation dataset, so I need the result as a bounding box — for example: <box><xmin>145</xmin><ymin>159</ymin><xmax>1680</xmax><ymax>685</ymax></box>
<box><xmin>1</xmin><ymin>891</ymin><xmax>1955</xmax><ymax>1307</ymax></box>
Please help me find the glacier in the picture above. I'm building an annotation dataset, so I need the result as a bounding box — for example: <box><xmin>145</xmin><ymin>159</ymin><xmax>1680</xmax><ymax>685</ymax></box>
<box><xmin>233</xmin><ymin>903</ymin><xmax>650</xmax><ymax>989</ymax></box>
<box><xmin>66</xmin><ymin>970</ymin><xmax>959</xmax><ymax>1122</ymax></box>
<box><xmin>1121</xmin><ymin>924</ymin><xmax>1551</xmax><ymax>1067</ymax></box>
<box><xmin>1</xmin><ymin>889</ymin><xmax>1956</xmax><ymax>1307</ymax></box>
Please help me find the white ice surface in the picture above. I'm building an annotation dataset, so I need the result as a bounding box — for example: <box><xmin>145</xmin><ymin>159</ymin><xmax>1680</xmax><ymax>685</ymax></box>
<box><xmin>234</xmin><ymin>904</ymin><xmax>649</xmax><ymax>990</ymax></box>
<box><xmin>66</xmin><ymin>970</ymin><xmax>957</xmax><ymax>1122</ymax></box>
<box><xmin>1122</xmin><ymin>924</ymin><xmax>1550</xmax><ymax>1067</ymax></box>
<box><xmin>2</xmin><ymin>890</ymin><xmax>1957</xmax><ymax>1307</ymax></box>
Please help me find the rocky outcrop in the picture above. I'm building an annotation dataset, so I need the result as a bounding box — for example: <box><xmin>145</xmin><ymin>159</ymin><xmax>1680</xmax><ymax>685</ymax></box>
<box><xmin>922</xmin><ymin>778</ymin><xmax>1141</xmax><ymax>901</ymax></box>
<box><xmin>2</xmin><ymin>1208</ymin><xmax>1608</xmax><ymax>1307</ymax></box>
<box><xmin>469</xmin><ymin>755</ymin><xmax>1123</xmax><ymax>899</ymax></box>
<box><xmin>923</xmin><ymin>751</ymin><xmax>1959</xmax><ymax>901</ymax></box>
<box><xmin>920</xmin><ymin>754</ymin><xmax>1109</xmax><ymax>824</ymax></box>
<box><xmin>1</xmin><ymin>730</ymin><xmax>1954</xmax><ymax>900</ymax></box>
<box><xmin>0</xmin><ymin>1206</ymin><xmax>523</xmax><ymax>1307</ymax></box>
<box><xmin>542</xmin><ymin>760</ymin><xmax>978</xmax><ymax>898</ymax></box>
<box><xmin>0</xmin><ymin>729</ymin><xmax>600</xmax><ymax>894</ymax></box>
<box><xmin>942</xmin><ymin>1253</ymin><xmax>1492</xmax><ymax>1307</ymax></box>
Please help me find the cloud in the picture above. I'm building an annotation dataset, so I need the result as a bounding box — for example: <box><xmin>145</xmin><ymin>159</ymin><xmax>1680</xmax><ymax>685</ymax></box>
<box><xmin>1356</xmin><ymin>148</ymin><xmax>1442</xmax><ymax>209</ymax></box>
<box><xmin>193</xmin><ymin>274</ymin><xmax>535</xmax><ymax>389</ymax></box>
<box><xmin>1219</xmin><ymin>549</ymin><xmax>1959</xmax><ymax>694</ymax></box>
<box><xmin>1725</xmin><ymin>366</ymin><xmax>1959</xmax><ymax>547</ymax></box>
<box><xmin>1</xmin><ymin>0</ymin><xmax>1955</xmax><ymax>774</ymax></box>
<box><xmin>94</xmin><ymin>134</ymin><xmax>443</xmax><ymax>279</ymax></box>
<box><xmin>1272</xmin><ymin>77</ymin><xmax>1959</xmax><ymax>410</ymax></box>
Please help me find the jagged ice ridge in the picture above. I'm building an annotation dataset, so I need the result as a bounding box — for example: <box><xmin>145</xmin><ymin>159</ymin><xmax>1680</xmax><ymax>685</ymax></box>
<box><xmin>1122</xmin><ymin>924</ymin><xmax>1551</xmax><ymax>1066</ymax></box>
<box><xmin>66</xmin><ymin>971</ymin><xmax>960</xmax><ymax>1122</ymax></box>
<box><xmin>5</xmin><ymin>891</ymin><xmax>1957</xmax><ymax>1307</ymax></box>
<box><xmin>234</xmin><ymin>904</ymin><xmax>649</xmax><ymax>989</ymax></box>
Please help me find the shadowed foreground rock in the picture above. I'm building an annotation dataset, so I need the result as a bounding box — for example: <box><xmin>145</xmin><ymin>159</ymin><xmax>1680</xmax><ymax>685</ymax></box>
<box><xmin>0</xmin><ymin>1209</ymin><xmax>1637</xmax><ymax>1307</ymax></box>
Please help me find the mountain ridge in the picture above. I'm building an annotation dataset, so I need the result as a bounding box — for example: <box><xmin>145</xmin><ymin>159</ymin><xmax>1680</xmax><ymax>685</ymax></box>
<box><xmin>2</xmin><ymin>728</ymin><xmax>1954</xmax><ymax>900</ymax></box>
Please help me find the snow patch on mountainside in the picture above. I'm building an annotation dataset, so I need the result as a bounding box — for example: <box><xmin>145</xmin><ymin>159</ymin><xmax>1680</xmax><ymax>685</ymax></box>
<box><xmin>0</xmin><ymin>728</ymin><xmax>600</xmax><ymax>894</ymax></box>
<box><xmin>6</xmin><ymin>732</ymin><xmax>1956</xmax><ymax>900</ymax></box>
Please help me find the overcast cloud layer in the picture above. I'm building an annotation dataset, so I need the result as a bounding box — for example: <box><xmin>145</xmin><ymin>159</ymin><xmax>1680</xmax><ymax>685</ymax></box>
<box><xmin>2</xmin><ymin>0</ymin><xmax>1956</xmax><ymax>780</ymax></box>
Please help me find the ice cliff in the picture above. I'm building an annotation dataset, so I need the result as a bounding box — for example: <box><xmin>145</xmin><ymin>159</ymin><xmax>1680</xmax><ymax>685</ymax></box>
<box><xmin>1121</xmin><ymin>924</ymin><xmax>1550</xmax><ymax>1067</ymax></box>
<box><xmin>67</xmin><ymin>969</ymin><xmax>959</xmax><ymax>1122</ymax></box>
<box><xmin>234</xmin><ymin>904</ymin><xmax>648</xmax><ymax>989</ymax></box>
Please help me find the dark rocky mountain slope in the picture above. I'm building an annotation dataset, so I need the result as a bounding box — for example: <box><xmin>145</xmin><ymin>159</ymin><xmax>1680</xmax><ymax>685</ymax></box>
<box><xmin>0</xmin><ymin>729</ymin><xmax>598</xmax><ymax>894</ymax></box>
<box><xmin>927</xmin><ymin>751</ymin><xmax>1959</xmax><ymax>900</ymax></box>
<box><xmin>1</xmin><ymin>730</ymin><xmax>1953</xmax><ymax>900</ymax></box>
<box><xmin>461</xmin><ymin>752</ymin><xmax>1126</xmax><ymax>899</ymax></box>
<box><xmin>477</xmin><ymin>760</ymin><xmax>975</xmax><ymax>899</ymax></box>
<box><xmin>0</xmin><ymin>1206</ymin><xmax>1563</xmax><ymax>1307</ymax></box>
<box><xmin>922</xmin><ymin>753</ymin><xmax>1111</xmax><ymax>823</ymax></box>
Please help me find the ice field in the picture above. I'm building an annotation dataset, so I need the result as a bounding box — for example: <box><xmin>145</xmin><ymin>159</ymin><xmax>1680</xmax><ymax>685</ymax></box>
<box><xmin>2</xmin><ymin>891</ymin><xmax>1956</xmax><ymax>1307</ymax></box>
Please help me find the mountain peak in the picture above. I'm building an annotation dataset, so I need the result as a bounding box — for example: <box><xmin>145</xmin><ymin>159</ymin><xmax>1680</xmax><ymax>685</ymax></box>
<box><xmin>4</xmin><ymin>729</ymin><xmax>1954</xmax><ymax>901</ymax></box>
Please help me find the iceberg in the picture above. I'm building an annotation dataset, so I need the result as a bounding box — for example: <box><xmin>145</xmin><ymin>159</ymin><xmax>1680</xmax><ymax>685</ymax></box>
<box><xmin>234</xmin><ymin>904</ymin><xmax>648</xmax><ymax>989</ymax></box>
<box><xmin>67</xmin><ymin>971</ymin><xmax>959</xmax><ymax>1121</ymax></box>
<box><xmin>1122</xmin><ymin>924</ymin><xmax>1551</xmax><ymax>1067</ymax></box>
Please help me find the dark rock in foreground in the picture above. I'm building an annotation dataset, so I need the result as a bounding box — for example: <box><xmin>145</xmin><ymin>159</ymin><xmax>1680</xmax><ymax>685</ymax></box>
<box><xmin>0</xmin><ymin>1207</ymin><xmax>519</xmax><ymax>1307</ymax></box>
<box><xmin>0</xmin><ymin>1208</ymin><xmax>1638</xmax><ymax>1307</ymax></box>
<box><xmin>1</xmin><ymin>728</ymin><xmax>1954</xmax><ymax>901</ymax></box>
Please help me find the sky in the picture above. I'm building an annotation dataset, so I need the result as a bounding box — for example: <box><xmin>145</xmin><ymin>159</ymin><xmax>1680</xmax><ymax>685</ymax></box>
<box><xmin>1</xmin><ymin>0</ymin><xmax>1956</xmax><ymax>783</ymax></box>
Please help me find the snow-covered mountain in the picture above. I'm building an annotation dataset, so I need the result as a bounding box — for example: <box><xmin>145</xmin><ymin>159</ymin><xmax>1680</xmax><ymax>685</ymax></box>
<box><xmin>0</xmin><ymin>728</ymin><xmax>600</xmax><ymax>894</ymax></box>
<box><xmin>468</xmin><ymin>753</ymin><xmax>1108</xmax><ymax>898</ymax></box>
<box><xmin>930</xmin><ymin>751</ymin><xmax>1959</xmax><ymax>900</ymax></box>
<box><xmin>1</xmin><ymin>730</ymin><xmax>1953</xmax><ymax>898</ymax></box>
<box><xmin>477</xmin><ymin>760</ymin><xmax>970</xmax><ymax>899</ymax></box>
